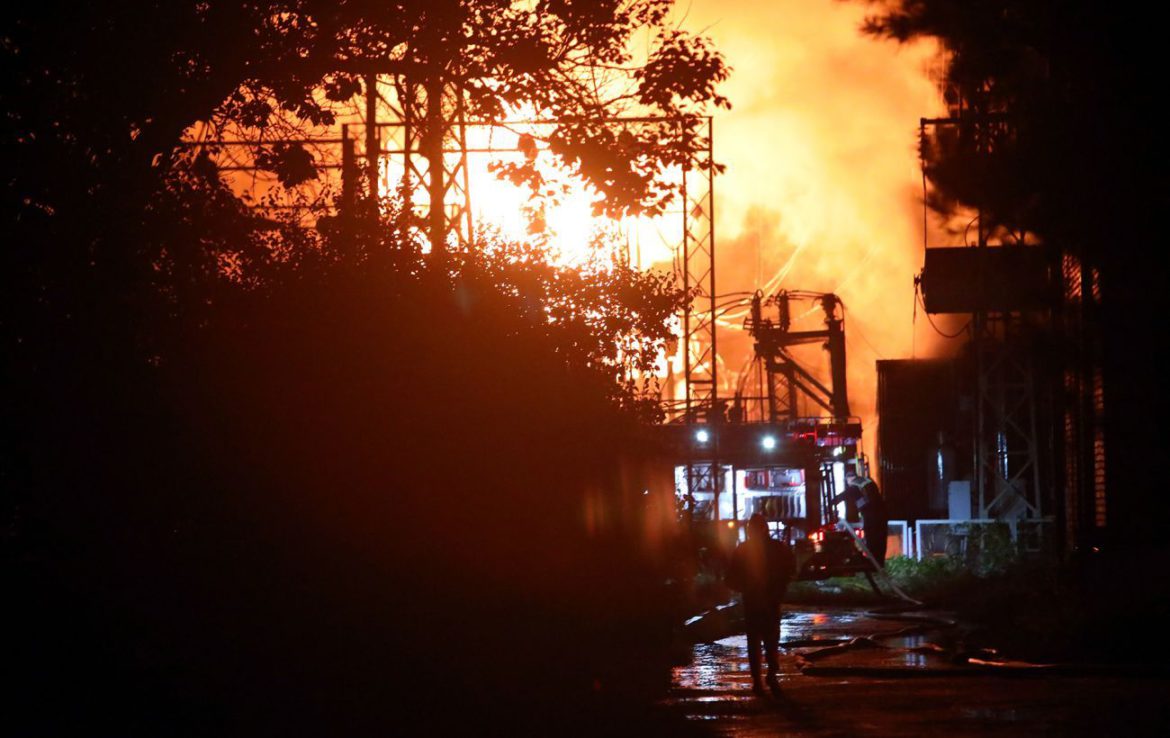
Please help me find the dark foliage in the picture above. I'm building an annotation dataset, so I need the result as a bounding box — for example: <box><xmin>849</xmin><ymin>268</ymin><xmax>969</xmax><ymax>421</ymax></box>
<box><xmin>862</xmin><ymin>0</ymin><xmax>1169</xmax><ymax>257</ymax></box>
<box><xmin>859</xmin><ymin>0</ymin><xmax>1170</xmax><ymax>546</ymax></box>
<box><xmin>10</xmin><ymin>251</ymin><xmax>685</xmax><ymax>734</ymax></box>
<box><xmin>1</xmin><ymin>3</ymin><xmax>719</xmax><ymax>733</ymax></box>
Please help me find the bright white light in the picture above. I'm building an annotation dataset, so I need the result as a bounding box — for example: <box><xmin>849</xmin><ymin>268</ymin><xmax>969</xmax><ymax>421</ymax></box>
<box><xmin>833</xmin><ymin>446</ymin><xmax>845</xmax><ymax>457</ymax></box>
<box><xmin>695</xmin><ymin>428</ymin><xmax>710</xmax><ymax>444</ymax></box>
<box><xmin>833</xmin><ymin>461</ymin><xmax>847</xmax><ymax>519</ymax></box>
<box><xmin>761</xmin><ymin>435</ymin><xmax>777</xmax><ymax>451</ymax></box>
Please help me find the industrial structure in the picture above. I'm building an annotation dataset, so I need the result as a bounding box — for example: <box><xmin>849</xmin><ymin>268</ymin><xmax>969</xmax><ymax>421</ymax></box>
<box><xmin>882</xmin><ymin>113</ymin><xmax>1106</xmax><ymax>557</ymax></box>
<box><xmin>186</xmin><ymin>81</ymin><xmax>899</xmax><ymax>573</ymax></box>
<box><xmin>658</xmin><ymin>288</ymin><xmax>893</xmax><ymax>581</ymax></box>
<box><xmin>184</xmin><ymin>75</ymin><xmax>718</xmax><ymax>428</ymax></box>
<box><xmin>191</xmin><ymin>73</ymin><xmax>1107</xmax><ymax>570</ymax></box>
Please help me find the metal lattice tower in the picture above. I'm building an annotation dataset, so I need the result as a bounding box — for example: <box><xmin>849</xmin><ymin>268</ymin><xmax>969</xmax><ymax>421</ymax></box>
<box><xmin>183</xmin><ymin>79</ymin><xmax>719</xmax><ymax>422</ymax></box>
<box><xmin>680</xmin><ymin>117</ymin><xmax>717</xmax><ymax>422</ymax></box>
<box><xmin>343</xmin><ymin>75</ymin><xmax>475</xmax><ymax>249</ymax></box>
<box><xmin>920</xmin><ymin>114</ymin><xmax>1050</xmax><ymax>534</ymax></box>
<box><xmin>973</xmin><ymin>315</ymin><xmax>1044</xmax><ymax>520</ymax></box>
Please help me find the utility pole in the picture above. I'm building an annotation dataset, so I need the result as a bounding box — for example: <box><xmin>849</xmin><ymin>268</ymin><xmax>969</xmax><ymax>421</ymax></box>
<box><xmin>748</xmin><ymin>291</ymin><xmax>851</xmax><ymax>423</ymax></box>
<box><xmin>364</xmin><ymin>73</ymin><xmax>379</xmax><ymax>199</ymax></box>
<box><xmin>424</xmin><ymin>76</ymin><xmax>447</xmax><ymax>259</ymax></box>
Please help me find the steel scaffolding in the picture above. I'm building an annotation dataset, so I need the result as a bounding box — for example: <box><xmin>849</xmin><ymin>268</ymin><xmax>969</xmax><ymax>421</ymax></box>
<box><xmin>181</xmin><ymin>77</ymin><xmax>719</xmax><ymax>421</ymax></box>
<box><xmin>680</xmin><ymin>117</ymin><xmax>718</xmax><ymax>423</ymax></box>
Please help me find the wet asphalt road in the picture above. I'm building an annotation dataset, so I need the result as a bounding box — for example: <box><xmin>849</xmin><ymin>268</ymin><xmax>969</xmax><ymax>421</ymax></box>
<box><xmin>662</xmin><ymin>608</ymin><xmax>1170</xmax><ymax>736</ymax></box>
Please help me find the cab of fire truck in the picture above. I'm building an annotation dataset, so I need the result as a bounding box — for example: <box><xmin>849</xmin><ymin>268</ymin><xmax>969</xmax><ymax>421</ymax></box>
<box><xmin>662</xmin><ymin>417</ymin><xmax>876</xmax><ymax>580</ymax></box>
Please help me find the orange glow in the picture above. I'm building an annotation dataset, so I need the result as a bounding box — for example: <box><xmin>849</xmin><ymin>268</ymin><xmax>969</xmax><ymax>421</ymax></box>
<box><xmin>198</xmin><ymin>0</ymin><xmax>949</xmax><ymax>444</ymax></box>
<box><xmin>464</xmin><ymin>154</ymin><xmax>615</xmax><ymax>268</ymax></box>
<box><xmin>457</xmin><ymin>119</ymin><xmax>683</xmax><ymax>270</ymax></box>
<box><xmin>465</xmin><ymin>1</ymin><xmax>950</xmax><ymax>447</ymax></box>
<box><xmin>674</xmin><ymin>0</ymin><xmax>946</xmax><ymax>454</ymax></box>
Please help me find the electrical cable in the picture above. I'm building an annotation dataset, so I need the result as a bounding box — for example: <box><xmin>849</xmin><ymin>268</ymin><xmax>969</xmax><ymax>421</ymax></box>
<box><xmin>915</xmin><ymin>284</ymin><xmax>969</xmax><ymax>339</ymax></box>
<box><xmin>963</xmin><ymin>212</ymin><xmax>982</xmax><ymax>247</ymax></box>
<box><xmin>711</xmin><ymin>290</ymin><xmax>756</xmax><ymax>299</ymax></box>
<box><xmin>834</xmin><ymin>297</ymin><xmax>888</xmax><ymax>360</ymax></box>
<box><xmin>847</xmin><ymin>321</ymin><xmax>886</xmax><ymax>361</ymax></box>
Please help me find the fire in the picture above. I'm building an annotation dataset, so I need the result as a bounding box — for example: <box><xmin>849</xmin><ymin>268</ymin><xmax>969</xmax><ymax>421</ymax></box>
<box><xmin>675</xmin><ymin>0</ymin><xmax>946</xmax><ymax>454</ymax></box>
<box><xmin>464</xmin><ymin>154</ymin><xmax>607</xmax><ymax>269</ymax></box>
<box><xmin>460</xmin><ymin>121</ymin><xmax>681</xmax><ymax>271</ymax></box>
<box><xmin>464</xmin><ymin>169</ymin><xmax>685</xmax><ymax>270</ymax></box>
<box><xmin>204</xmin><ymin>0</ymin><xmax>947</xmax><ymax>450</ymax></box>
<box><xmin>465</xmin><ymin>0</ymin><xmax>947</xmax><ymax>451</ymax></box>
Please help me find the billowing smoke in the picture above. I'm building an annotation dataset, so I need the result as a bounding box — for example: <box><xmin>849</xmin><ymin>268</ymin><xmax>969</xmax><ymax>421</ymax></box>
<box><xmin>679</xmin><ymin>0</ymin><xmax>954</xmax><ymax>452</ymax></box>
<box><xmin>204</xmin><ymin>0</ymin><xmax>959</xmax><ymax>451</ymax></box>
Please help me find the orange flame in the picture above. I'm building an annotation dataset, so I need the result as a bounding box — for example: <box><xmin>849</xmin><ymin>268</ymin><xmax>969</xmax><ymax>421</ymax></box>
<box><xmin>683</xmin><ymin>0</ymin><xmax>947</xmax><ymax>453</ymax></box>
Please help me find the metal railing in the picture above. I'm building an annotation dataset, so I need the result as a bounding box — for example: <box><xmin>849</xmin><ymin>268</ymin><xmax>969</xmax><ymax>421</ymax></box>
<box><xmin>912</xmin><ymin>517</ymin><xmax>1055</xmax><ymax>560</ymax></box>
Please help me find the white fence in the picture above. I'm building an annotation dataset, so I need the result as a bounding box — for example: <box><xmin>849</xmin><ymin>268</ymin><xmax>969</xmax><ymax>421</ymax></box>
<box><xmin>911</xmin><ymin>518</ymin><xmax>1055</xmax><ymax>560</ymax></box>
<box><xmin>886</xmin><ymin>520</ymin><xmax>910</xmax><ymax>559</ymax></box>
<box><xmin>827</xmin><ymin>517</ymin><xmax>1053</xmax><ymax>563</ymax></box>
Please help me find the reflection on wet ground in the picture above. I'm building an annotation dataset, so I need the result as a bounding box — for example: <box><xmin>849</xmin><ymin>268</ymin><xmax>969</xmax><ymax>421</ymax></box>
<box><xmin>663</xmin><ymin>607</ymin><xmax>1170</xmax><ymax>736</ymax></box>
<box><xmin>674</xmin><ymin>609</ymin><xmax>948</xmax><ymax>693</ymax></box>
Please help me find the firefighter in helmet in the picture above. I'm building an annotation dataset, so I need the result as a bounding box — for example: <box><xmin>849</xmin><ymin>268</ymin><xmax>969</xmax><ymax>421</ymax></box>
<box><xmin>832</xmin><ymin>462</ymin><xmax>889</xmax><ymax>566</ymax></box>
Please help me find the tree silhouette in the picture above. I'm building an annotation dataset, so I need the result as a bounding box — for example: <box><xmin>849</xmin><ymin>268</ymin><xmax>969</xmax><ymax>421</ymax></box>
<box><xmin>5</xmin><ymin>1</ymin><xmax>727</xmax><ymax>330</ymax></box>
<box><xmin>858</xmin><ymin>0</ymin><xmax>1169</xmax><ymax>545</ymax></box>
<box><xmin>860</xmin><ymin>0</ymin><xmax>1165</xmax><ymax>260</ymax></box>
<box><xmin>211</xmin><ymin>1</ymin><xmax>732</xmax><ymax>255</ymax></box>
<box><xmin>5</xmin><ymin>6</ymin><xmax>712</xmax><ymax>731</ymax></box>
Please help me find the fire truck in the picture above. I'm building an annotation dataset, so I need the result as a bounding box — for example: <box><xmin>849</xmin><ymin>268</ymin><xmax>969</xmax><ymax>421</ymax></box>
<box><xmin>659</xmin><ymin>416</ymin><xmax>876</xmax><ymax>580</ymax></box>
<box><xmin>659</xmin><ymin>291</ymin><xmax>880</xmax><ymax>581</ymax></box>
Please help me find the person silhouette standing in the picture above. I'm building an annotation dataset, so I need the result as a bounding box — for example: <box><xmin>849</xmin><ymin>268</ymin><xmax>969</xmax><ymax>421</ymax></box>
<box><xmin>726</xmin><ymin>514</ymin><xmax>795</xmax><ymax>696</ymax></box>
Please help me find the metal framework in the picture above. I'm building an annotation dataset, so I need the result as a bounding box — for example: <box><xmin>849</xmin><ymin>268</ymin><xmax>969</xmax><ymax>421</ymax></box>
<box><xmin>734</xmin><ymin>290</ymin><xmax>856</xmax><ymax>423</ymax></box>
<box><xmin>339</xmin><ymin>76</ymin><xmax>476</xmax><ymax>249</ymax></box>
<box><xmin>679</xmin><ymin>117</ymin><xmax>717</xmax><ymax>423</ymax></box>
<box><xmin>741</xmin><ymin>290</ymin><xmax>852</xmax><ymax>424</ymax></box>
<box><xmin>972</xmin><ymin>315</ymin><xmax>1044</xmax><ymax>519</ymax></box>
<box><xmin>919</xmin><ymin>115</ymin><xmax>1049</xmax><ymax>529</ymax></box>
<box><xmin>181</xmin><ymin>76</ymin><xmax>718</xmax><ymax>419</ymax></box>
<box><xmin>1058</xmin><ymin>252</ymin><xmax>1106</xmax><ymax>550</ymax></box>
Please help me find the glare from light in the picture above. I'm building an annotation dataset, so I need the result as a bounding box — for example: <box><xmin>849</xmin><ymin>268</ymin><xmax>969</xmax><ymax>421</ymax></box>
<box><xmin>833</xmin><ymin>445</ymin><xmax>845</xmax><ymax>457</ymax></box>
<box><xmin>832</xmin><ymin>460</ymin><xmax>847</xmax><ymax>519</ymax></box>
<box><xmin>761</xmin><ymin>435</ymin><xmax>777</xmax><ymax>451</ymax></box>
<box><xmin>453</xmin><ymin>125</ymin><xmax>676</xmax><ymax>270</ymax></box>
<box><xmin>695</xmin><ymin>428</ymin><xmax>710</xmax><ymax>444</ymax></box>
